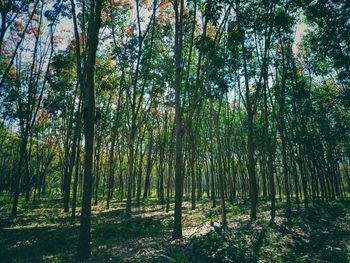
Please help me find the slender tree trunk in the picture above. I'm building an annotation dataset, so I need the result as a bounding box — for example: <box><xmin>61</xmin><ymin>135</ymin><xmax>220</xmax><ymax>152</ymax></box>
<box><xmin>143</xmin><ymin>130</ymin><xmax>153</xmax><ymax>200</ymax></box>
<box><xmin>213</xmin><ymin>97</ymin><xmax>227</xmax><ymax>227</ymax></box>
<box><xmin>12</xmin><ymin>134</ymin><xmax>28</xmax><ymax>217</ymax></box>
<box><xmin>77</xmin><ymin>0</ymin><xmax>103</xmax><ymax>259</ymax></box>
<box><xmin>71</xmin><ymin>131</ymin><xmax>81</xmax><ymax>221</ymax></box>
<box><xmin>247</xmin><ymin>109</ymin><xmax>257</xmax><ymax>220</ymax></box>
<box><xmin>278</xmin><ymin>45</ymin><xmax>291</xmax><ymax>214</ymax></box>
<box><xmin>172</xmin><ymin>0</ymin><xmax>184</xmax><ymax>239</ymax></box>
<box><xmin>126</xmin><ymin>127</ymin><xmax>135</xmax><ymax>216</ymax></box>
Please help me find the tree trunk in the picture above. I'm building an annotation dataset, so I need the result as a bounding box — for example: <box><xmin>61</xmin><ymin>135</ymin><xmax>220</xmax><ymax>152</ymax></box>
<box><xmin>76</xmin><ymin>0</ymin><xmax>103</xmax><ymax>260</ymax></box>
<box><xmin>172</xmin><ymin>0</ymin><xmax>184</xmax><ymax>239</ymax></box>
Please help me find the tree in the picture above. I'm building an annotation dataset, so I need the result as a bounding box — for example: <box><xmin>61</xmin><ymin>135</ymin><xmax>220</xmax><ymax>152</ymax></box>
<box><xmin>76</xmin><ymin>0</ymin><xmax>103</xmax><ymax>260</ymax></box>
<box><xmin>172</xmin><ymin>0</ymin><xmax>185</xmax><ymax>239</ymax></box>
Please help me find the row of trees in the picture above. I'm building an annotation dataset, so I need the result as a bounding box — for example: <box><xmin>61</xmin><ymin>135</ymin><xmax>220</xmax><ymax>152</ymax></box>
<box><xmin>1</xmin><ymin>0</ymin><xmax>349</xmax><ymax>260</ymax></box>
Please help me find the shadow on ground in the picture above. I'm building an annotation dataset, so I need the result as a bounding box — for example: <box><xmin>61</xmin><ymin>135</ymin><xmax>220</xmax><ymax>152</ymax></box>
<box><xmin>0</xmin><ymin>197</ymin><xmax>349</xmax><ymax>262</ymax></box>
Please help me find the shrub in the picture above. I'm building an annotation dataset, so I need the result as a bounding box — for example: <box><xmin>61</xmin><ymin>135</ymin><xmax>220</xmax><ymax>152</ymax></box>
<box><xmin>190</xmin><ymin>225</ymin><xmax>251</xmax><ymax>263</ymax></box>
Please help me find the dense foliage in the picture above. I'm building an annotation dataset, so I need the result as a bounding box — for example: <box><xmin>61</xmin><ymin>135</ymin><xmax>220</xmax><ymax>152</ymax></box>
<box><xmin>0</xmin><ymin>0</ymin><xmax>349</xmax><ymax>261</ymax></box>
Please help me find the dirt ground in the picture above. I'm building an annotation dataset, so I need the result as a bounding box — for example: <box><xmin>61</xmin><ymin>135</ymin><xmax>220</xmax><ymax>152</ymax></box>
<box><xmin>0</xmin><ymin>197</ymin><xmax>349</xmax><ymax>262</ymax></box>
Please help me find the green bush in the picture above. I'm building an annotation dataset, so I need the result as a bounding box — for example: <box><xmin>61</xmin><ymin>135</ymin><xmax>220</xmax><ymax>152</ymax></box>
<box><xmin>190</xmin><ymin>226</ymin><xmax>251</xmax><ymax>263</ymax></box>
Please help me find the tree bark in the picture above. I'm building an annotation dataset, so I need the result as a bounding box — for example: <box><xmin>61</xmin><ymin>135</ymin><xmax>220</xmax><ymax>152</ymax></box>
<box><xmin>76</xmin><ymin>0</ymin><xmax>103</xmax><ymax>260</ymax></box>
<box><xmin>172</xmin><ymin>0</ymin><xmax>184</xmax><ymax>239</ymax></box>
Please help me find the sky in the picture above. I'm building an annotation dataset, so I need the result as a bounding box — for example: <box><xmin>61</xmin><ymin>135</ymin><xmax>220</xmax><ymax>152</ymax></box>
<box><xmin>293</xmin><ymin>23</ymin><xmax>308</xmax><ymax>53</ymax></box>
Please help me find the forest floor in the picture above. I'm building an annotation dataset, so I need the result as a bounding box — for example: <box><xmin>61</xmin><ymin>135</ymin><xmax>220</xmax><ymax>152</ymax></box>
<box><xmin>0</xmin><ymin>196</ymin><xmax>349</xmax><ymax>263</ymax></box>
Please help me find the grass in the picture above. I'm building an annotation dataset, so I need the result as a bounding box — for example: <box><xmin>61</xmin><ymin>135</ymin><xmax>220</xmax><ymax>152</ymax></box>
<box><xmin>0</xmin><ymin>195</ymin><xmax>349</xmax><ymax>262</ymax></box>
